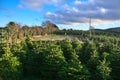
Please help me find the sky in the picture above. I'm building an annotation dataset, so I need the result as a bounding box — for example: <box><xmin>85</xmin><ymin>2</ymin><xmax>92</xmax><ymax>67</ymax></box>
<box><xmin>0</xmin><ymin>0</ymin><xmax>120</xmax><ymax>30</ymax></box>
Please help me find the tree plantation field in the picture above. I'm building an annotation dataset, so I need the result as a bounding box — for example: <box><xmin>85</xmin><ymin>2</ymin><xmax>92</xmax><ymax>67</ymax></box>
<box><xmin>0</xmin><ymin>22</ymin><xmax>120</xmax><ymax>80</ymax></box>
<box><xmin>0</xmin><ymin>36</ymin><xmax>120</xmax><ymax>80</ymax></box>
<box><xmin>1</xmin><ymin>0</ymin><xmax>120</xmax><ymax>78</ymax></box>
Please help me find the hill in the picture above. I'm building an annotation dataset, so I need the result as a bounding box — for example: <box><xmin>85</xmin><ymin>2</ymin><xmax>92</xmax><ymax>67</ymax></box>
<box><xmin>94</xmin><ymin>27</ymin><xmax>120</xmax><ymax>34</ymax></box>
<box><xmin>105</xmin><ymin>27</ymin><xmax>120</xmax><ymax>33</ymax></box>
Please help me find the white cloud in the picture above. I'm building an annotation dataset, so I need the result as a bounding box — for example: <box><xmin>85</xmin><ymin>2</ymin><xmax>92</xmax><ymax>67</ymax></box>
<box><xmin>74</xmin><ymin>0</ymin><xmax>82</xmax><ymax>5</ymax></box>
<box><xmin>72</xmin><ymin>7</ymin><xmax>79</xmax><ymax>12</ymax></box>
<box><xmin>45</xmin><ymin>12</ymin><xmax>58</xmax><ymax>18</ymax></box>
<box><xmin>20</xmin><ymin>0</ymin><xmax>66</xmax><ymax>10</ymax></box>
<box><xmin>18</xmin><ymin>0</ymin><xmax>120</xmax><ymax>25</ymax></box>
<box><xmin>100</xmin><ymin>8</ymin><xmax>107</xmax><ymax>14</ymax></box>
<box><xmin>46</xmin><ymin>12</ymin><xmax>53</xmax><ymax>15</ymax></box>
<box><xmin>44</xmin><ymin>0</ymin><xmax>120</xmax><ymax>24</ymax></box>
<box><xmin>20</xmin><ymin>0</ymin><xmax>46</xmax><ymax>10</ymax></box>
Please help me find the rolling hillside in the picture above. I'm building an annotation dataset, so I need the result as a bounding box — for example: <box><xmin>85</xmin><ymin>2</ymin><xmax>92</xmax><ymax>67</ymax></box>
<box><xmin>105</xmin><ymin>27</ymin><xmax>120</xmax><ymax>32</ymax></box>
<box><xmin>95</xmin><ymin>27</ymin><xmax>120</xmax><ymax>33</ymax></box>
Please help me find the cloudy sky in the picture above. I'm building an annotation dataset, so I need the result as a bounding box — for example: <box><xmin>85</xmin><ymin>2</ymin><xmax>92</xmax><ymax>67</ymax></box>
<box><xmin>0</xmin><ymin>0</ymin><xmax>120</xmax><ymax>30</ymax></box>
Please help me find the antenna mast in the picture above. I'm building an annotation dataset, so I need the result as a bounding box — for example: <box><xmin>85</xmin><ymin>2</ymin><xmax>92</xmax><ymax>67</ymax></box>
<box><xmin>89</xmin><ymin>17</ymin><xmax>92</xmax><ymax>38</ymax></box>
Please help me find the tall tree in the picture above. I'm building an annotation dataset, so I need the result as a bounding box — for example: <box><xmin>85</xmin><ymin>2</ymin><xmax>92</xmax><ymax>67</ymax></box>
<box><xmin>6</xmin><ymin>22</ymin><xmax>20</xmax><ymax>44</ymax></box>
<box><xmin>42</xmin><ymin>21</ymin><xmax>59</xmax><ymax>34</ymax></box>
<box><xmin>22</xmin><ymin>25</ymin><xmax>30</xmax><ymax>37</ymax></box>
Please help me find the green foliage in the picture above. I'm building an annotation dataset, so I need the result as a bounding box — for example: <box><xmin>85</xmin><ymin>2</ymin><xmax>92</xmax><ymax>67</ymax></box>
<box><xmin>58</xmin><ymin>61</ymin><xmax>90</xmax><ymax>80</ymax></box>
<box><xmin>108</xmin><ymin>48</ymin><xmax>120</xmax><ymax>80</ymax></box>
<box><xmin>72</xmin><ymin>38</ymin><xmax>82</xmax><ymax>54</ymax></box>
<box><xmin>0</xmin><ymin>48</ymin><xmax>21</xmax><ymax>80</ymax></box>
<box><xmin>58</xmin><ymin>39</ymin><xmax>90</xmax><ymax>80</ymax></box>
<box><xmin>79</xmin><ymin>41</ymin><xmax>97</xmax><ymax>64</ymax></box>
<box><xmin>86</xmin><ymin>44</ymin><xmax>100</xmax><ymax>80</ymax></box>
<box><xmin>60</xmin><ymin>38</ymin><xmax>81</xmax><ymax>62</ymax></box>
<box><xmin>24</xmin><ymin>40</ymin><xmax>66</xmax><ymax>80</ymax></box>
<box><xmin>96</xmin><ymin>53</ymin><xmax>111</xmax><ymax>80</ymax></box>
<box><xmin>0</xmin><ymin>32</ymin><xmax>120</xmax><ymax>80</ymax></box>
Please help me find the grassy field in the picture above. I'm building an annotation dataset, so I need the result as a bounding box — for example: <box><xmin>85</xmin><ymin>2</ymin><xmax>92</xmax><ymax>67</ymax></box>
<box><xmin>32</xmin><ymin>35</ymin><xmax>78</xmax><ymax>41</ymax></box>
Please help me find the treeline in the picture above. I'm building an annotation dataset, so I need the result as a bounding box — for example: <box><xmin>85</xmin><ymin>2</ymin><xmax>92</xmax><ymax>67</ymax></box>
<box><xmin>0</xmin><ymin>21</ymin><xmax>58</xmax><ymax>43</ymax></box>
<box><xmin>53</xmin><ymin>29</ymin><xmax>120</xmax><ymax>37</ymax></box>
<box><xmin>1</xmin><ymin>22</ymin><xmax>120</xmax><ymax>44</ymax></box>
<box><xmin>0</xmin><ymin>37</ymin><xmax>120</xmax><ymax>80</ymax></box>
<box><xmin>53</xmin><ymin>29</ymin><xmax>120</xmax><ymax>45</ymax></box>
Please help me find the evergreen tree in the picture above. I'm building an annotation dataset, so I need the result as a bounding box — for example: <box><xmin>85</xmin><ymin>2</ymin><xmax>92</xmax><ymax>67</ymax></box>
<box><xmin>72</xmin><ymin>38</ymin><xmax>82</xmax><ymax>55</ymax></box>
<box><xmin>58</xmin><ymin>59</ymin><xmax>90</xmax><ymax>80</ymax></box>
<box><xmin>86</xmin><ymin>44</ymin><xmax>100</xmax><ymax>80</ymax></box>
<box><xmin>108</xmin><ymin>47</ymin><xmax>120</xmax><ymax>80</ymax></box>
<box><xmin>0</xmin><ymin>48</ymin><xmax>21</xmax><ymax>80</ymax></box>
<box><xmin>60</xmin><ymin>38</ymin><xmax>77</xmax><ymax>61</ymax></box>
<box><xmin>58</xmin><ymin>39</ymin><xmax>90</xmax><ymax>80</ymax></box>
<box><xmin>96</xmin><ymin>52</ymin><xmax>111</xmax><ymax>80</ymax></box>
<box><xmin>25</xmin><ymin>42</ymin><xmax>66</xmax><ymax>80</ymax></box>
<box><xmin>79</xmin><ymin>41</ymin><xmax>97</xmax><ymax>64</ymax></box>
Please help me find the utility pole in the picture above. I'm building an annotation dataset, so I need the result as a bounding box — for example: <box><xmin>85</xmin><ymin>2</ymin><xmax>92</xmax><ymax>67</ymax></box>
<box><xmin>89</xmin><ymin>17</ymin><xmax>95</xmax><ymax>42</ymax></box>
<box><xmin>89</xmin><ymin>17</ymin><xmax>92</xmax><ymax>39</ymax></box>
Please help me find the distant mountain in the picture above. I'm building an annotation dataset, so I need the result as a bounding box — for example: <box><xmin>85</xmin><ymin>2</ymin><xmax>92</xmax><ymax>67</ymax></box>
<box><xmin>94</xmin><ymin>27</ymin><xmax>120</xmax><ymax>33</ymax></box>
<box><xmin>105</xmin><ymin>27</ymin><xmax>120</xmax><ymax>33</ymax></box>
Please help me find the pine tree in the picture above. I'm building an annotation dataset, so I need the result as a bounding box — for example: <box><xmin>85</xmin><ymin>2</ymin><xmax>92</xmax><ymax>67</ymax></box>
<box><xmin>108</xmin><ymin>47</ymin><xmax>120</xmax><ymax>80</ymax></box>
<box><xmin>79</xmin><ymin>41</ymin><xmax>97</xmax><ymax>64</ymax></box>
<box><xmin>72</xmin><ymin>38</ymin><xmax>82</xmax><ymax>55</ymax></box>
<box><xmin>96</xmin><ymin>52</ymin><xmax>111</xmax><ymax>80</ymax></box>
<box><xmin>58</xmin><ymin>39</ymin><xmax>90</xmax><ymax>80</ymax></box>
<box><xmin>25</xmin><ymin>41</ymin><xmax>66</xmax><ymax>80</ymax></box>
<box><xmin>87</xmin><ymin>44</ymin><xmax>100</xmax><ymax>80</ymax></box>
<box><xmin>0</xmin><ymin>48</ymin><xmax>21</xmax><ymax>80</ymax></box>
<box><xmin>60</xmin><ymin>38</ymin><xmax>77</xmax><ymax>61</ymax></box>
<box><xmin>58</xmin><ymin>59</ymin><xmax>90</xmax><ymax>80</ymax></box>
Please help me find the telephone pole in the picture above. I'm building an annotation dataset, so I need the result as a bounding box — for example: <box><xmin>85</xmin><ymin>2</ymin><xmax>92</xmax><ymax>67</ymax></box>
<box><xmin>89</xmin><ymin>17</ymin><xmax>92</xmax><ymax>39</ymax></box>
<box><xmin>89</xmin><ymin>17</ymin><xmax>95</xmax><ymax>42</ymax></box>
